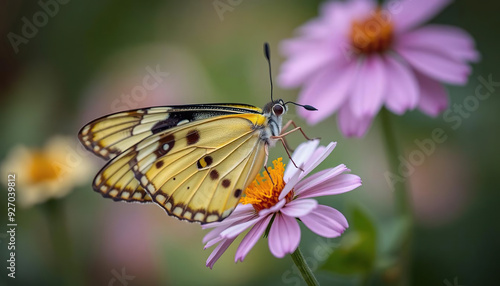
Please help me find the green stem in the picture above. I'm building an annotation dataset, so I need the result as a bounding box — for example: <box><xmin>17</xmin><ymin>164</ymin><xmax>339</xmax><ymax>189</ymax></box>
<box><xmin>380</xmin><ymin>108</ymin><xmax>413</xmax><ymax>286</ymax></box>
<box><xmin>44</xmin><ymin>199</ymin><xmax>84</xmax><ymax>286</ymax></box>
<box><xmin>380</xmin><ymin>109</ymin><xmax>411</xmax><ymax>217</ymax></box>
<box><xmin>290</xmin><ymin>247</ymin><xmax>320</xmax><ymax>286</ymax></box>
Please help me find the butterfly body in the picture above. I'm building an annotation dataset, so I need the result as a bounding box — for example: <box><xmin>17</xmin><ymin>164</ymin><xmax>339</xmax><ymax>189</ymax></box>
<box><xmin>79</xmin><ymin>100</ymin><xmax>289</xmax><ymax>224</ymax></box>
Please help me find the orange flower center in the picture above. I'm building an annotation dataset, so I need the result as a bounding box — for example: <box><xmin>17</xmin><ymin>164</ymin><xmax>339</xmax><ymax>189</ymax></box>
<box><xmin>240</xmin><ymin>158</ymin><xmax>294</xmax><ymax>212</ymax></box>
<box><xmin>350</xmin><ymin>8</ymin><xmax>394</xmax><ymax>54</ymax></box>
<box><xmin>28</xmin><ymin>151</ymin><xmax>61</xmax><ymax>183</ymax></box>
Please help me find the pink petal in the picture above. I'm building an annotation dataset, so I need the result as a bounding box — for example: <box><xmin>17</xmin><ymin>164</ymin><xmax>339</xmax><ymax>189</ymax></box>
<box><xmin>280</xmin><ymin>199</ymin><xmax>318</xmax><ymax>217</ymax></box>
<box><xmin>391</xmin><ymin>0</ymin><xmax>452</xmax><ymax>33</ymax></box>
<box><xmin>297</xmin><ymin>59</ymin><xmax>358</xmax><ymax>125</ymax></box>
<box><xmin>303</xmin><ymin>142</ymin><xmax>336</xmax><ymax>174</ymax></box>
<box><xmin>321</xmin><ymin>0</ymin><xmax>376</xmax><ymax>33</ymax></box>
<box><xmin>202</xmin><ymin>205</ymin><xmax>256</xmax><ymax>245</ymax></box>
<box><xmin>206</xmin><ymin>203</ymin><xmax>254</xmax><ymax>225</ymax></box>
<box><xmin>203</xmin><ymin>227</ymin><xmax>223</xmax><ymax>245</ymax></box>
<box><xmin>283</xmin><ymin>139</ymin><xmax>319</xmax><ymax>181</ymax></box>
<box><xmin>337</xmin><ymin>104</ymin><xmax>374</xmax><ymax>138</ymax></box>
<box><xmin>281</xmin><ymin>142</ymin><xmax>337</xmax><ymax>200</ymax></box>
<box><xmin>395</xmin><ymin>45</ymin><xmax>471</xmax><ymax>85</ymax></box>
<box><xmin>280</xmin><ymin>37</ymin><xmax>335</xmax><ymax>59</ymax></box>
<box><xmin>396</xmin><ymin>25</ymin><xmax>480</xmax><ymax>62</ymax></box>
<box><xmin>288</xmin><ymin>0</ymin><xmax>373</xmax><ymax>42</ymax></box>
<box><xmin>294</xmin><ymin>19</ymin><xmax>332</xmax><ymax>40</ymax></box>
<box><xmin>202</xmin><ymin>204</ymin><xmax>255</xmax><ymax>231</ymax></box>
<box><xmin>280</xmin><ymin>37</ymin><xmax>320</xmax><ymax>56</ymax></box>
<box><xmin>297</xmin><ymin>174</ymin><xmax>362</xmax><ymax>199</ymax></box>
<box><xmin>294</xmin><ymin>164</ymin><xmax>349</xmax><ymax>195</ymax></box>
<box><xmin>204</xmin><ymin>235</ymin><xmax>224</xmax><ymax>249</ymax></box>
<box><xmin>294</xmin><ymin>168</ymin><xmax>332</xmax><ymax>192</ymax></box>
<box><xmin>278</xmin><ymin>45</ymin><xmax>338</xmax><ymax>88</ymax></box>
<box><xmin>220</xmin><ymin>216</ymin><xmax>264</xmax><ymax>239</ymax></box>
<box><xmin>280</xmin><ymin>170</ymin><xmax>302</xmax><ymax>201</ymax></box>
<box><xmin>350</xmin><ymin>55</ymin><xmax>386</xmax><ymax>117</ymax></box>
<box><xmin>383</xmin><ymin>55</ymin><xmax>419</xmax><ymax>114</ymax></box>
<box><xmin>206</xmin><ymin>237</ymin><xmax>235</xmax><ymax>269</ymax></box>
<box><xmin>259</xmin><ymin>199</ymin><xmax>286</xmax><ymax>217</ymax></box>
<box><xmin>300</xmin><ymin>205</ymin><xmax>349</xmax><ymax>237</ymax></box>
<box><xmin>268</xmin><ymin>213</ymin><xmax>301</xmax><ymax>258</ymax></box>
<box><xmin>235</xmin><ymin>215</ymin><xmax>273</xmax><ymax>262</ymax></box>
<box><xmin>415</xmin><ymin>72</ymin><xmax>449</xmax><ymax>116</ymax></box>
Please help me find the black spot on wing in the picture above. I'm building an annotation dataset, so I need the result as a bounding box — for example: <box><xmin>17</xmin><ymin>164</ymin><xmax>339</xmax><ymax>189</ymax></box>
<box><xmin>234</xmin><ymin>189</ymin><xmax>242</xmax><ymax>198</ymax></box>
<box><xmin>222</xmin><ymin>179</ymin><xmax>231</xmax><ymax>188</ymax></box>
<box><xmin>210</xmin><ymin>170</ymin><xmax>219</xmax><ymax>180</ymax></box>
<box><xmin>186</xmin><ymin>130</ymin><xmax>200</xmax><ymax>145</ymax></box>
<box><xmin>156</xmin><ymin>160</ymin><xmax>164</xmax><ymax>168</ymax></box>
<box><xmin>204</xmin><ymin>156</ymin><xmax>213</xmax><ymax>166</ymax></box>
<box><xmin>197</xmin><ymin>156</ymin><xmax>213</xmax><ymax>169</ymax></box>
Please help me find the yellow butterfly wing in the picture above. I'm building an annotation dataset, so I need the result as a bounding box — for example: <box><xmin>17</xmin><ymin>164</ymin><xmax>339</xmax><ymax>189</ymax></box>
<box><xmin>79</xmin><ymin>105</ymin><xmax>265</xmax><ymax>205</ymax></box>
<box><xmin>87</xmin><ymin>110</ymin><xmax>268</xmax><ymax>223</ymax></box>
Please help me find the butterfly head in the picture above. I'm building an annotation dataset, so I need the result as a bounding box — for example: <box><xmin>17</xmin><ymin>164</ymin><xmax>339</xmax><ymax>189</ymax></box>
<box><xmin>263</xmin><ymin>99</ymin><xmax>317</xmax><ymax>137</ymax></box>
<box><xmin>263</xmin><ymin>99</ymin><xmax>287</xmax><ymax>116</ymax></box>
<box><xmin>262</xmin><ymin>99</ymin><xmax>286</xmax><ymax>138</ymax></box>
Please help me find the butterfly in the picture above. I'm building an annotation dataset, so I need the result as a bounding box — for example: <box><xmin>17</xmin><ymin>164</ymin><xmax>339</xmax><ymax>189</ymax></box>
<box><xmin>78</xmin><ymin>44</ymin><xmax>316</xmax><ymax>224</ymax></box>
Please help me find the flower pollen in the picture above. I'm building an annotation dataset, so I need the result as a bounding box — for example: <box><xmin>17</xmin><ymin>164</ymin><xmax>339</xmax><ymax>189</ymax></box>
<box><xmin>240</xmin><ymin>158</ymin><xmax>293</xmax><ymax>212</ymax></box>
<box><xmin>350</xmin><ymin>8</ymin><xmax>394</xmax><ymax>54</ymax></box>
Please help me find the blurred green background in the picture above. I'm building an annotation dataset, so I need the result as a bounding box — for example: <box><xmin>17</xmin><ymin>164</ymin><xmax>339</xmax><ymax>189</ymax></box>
<box><xmin>1</xmin><ymin>0</ymin><xmax>499</xmax><ymax>285</ymax></box>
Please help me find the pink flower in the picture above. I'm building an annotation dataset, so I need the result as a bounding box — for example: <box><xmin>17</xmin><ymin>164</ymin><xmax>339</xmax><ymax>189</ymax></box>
<box><xmin>278</xmin><ymin>0</ymin><xmax>479</xmax><ymax>137</ymax></box>
<box><xmin>202</xmin><ymin>140</ymin><xmax>362</xmax><ymax>268</ymax></box>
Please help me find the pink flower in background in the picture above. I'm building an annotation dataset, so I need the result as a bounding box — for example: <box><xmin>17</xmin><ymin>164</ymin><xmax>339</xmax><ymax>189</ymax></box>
<box><xmin>202</xmin><ymin>140</ymin><xmax>362</xmax><ymax>268</ymax></box>
<box><xmin>278</xmin><ymin>0</ymin><xmax>479</xmax><ymax>137</ymax></box>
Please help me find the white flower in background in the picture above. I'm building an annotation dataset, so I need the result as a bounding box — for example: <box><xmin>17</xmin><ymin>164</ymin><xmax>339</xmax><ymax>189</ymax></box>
<box><xmin>1</xmin><ymin>136</ymin><xmax>94</xmax><ymax>207</ymax></box>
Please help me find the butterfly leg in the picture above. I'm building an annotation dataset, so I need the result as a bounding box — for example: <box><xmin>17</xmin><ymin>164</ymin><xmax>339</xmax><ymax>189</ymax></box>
<box><xmin>263</xmin><ymin>144</ymin><xmax>275</xmax><ymax>185</ymax></box>
<box><xmin>264</xmin><ymin>166</ymin><xmax>275</xmax><ymax>185</ymax></box>
<box><xmin>279</xmin><ymin>120</ymin><xmax>319</xmax><ymax>152</ymax></box>
<box><xmin>271</xmin><ymin>134</ymin><xmax>303</xmax><ymax>171</ymax></box>
<box><xmin>281</xmin><ymin>120</ymin><xmax>317</xmax><ymax>141</ymax></box>
<box><xmin>281</xmin><ymin>137</ymin><xmax>295</xmax><ymax>153</ymax></box>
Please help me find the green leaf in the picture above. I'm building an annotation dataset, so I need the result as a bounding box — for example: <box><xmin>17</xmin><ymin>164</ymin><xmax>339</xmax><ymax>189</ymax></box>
<box><xmin>321</xmin><ymin>206</ymin><xmax>377</xmax><ymax>275</ymax></box>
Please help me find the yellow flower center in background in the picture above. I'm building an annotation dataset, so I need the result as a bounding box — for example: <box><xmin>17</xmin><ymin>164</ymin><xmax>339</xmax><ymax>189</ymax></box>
<box><xmin>28</xmin><ymin>151</ymin><xmax>61</xmax><ymax>183</ymax></box>
<box><xmin>240</xmin><ymin>158</ymin><xmax>294</xmax><ymax>212</ymax></box>
<box><xmin>350</xmin><ymin>8</ymin><xmax>394</xmax><ymax>54</ymax></box>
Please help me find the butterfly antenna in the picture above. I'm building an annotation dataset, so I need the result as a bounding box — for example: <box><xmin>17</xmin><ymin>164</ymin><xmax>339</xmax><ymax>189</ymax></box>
<box><xmin>264</xmin><ymin>42</ymin><xmax>274</xmax><ymax>102</ymax></box>
<box><xmin>284</xmin><ymin>101</ymin><xmax>318</xmax><ymax>111</ymax></box>
<box><xmin>264</xmin><ymin>43</ymin><xmax>317</xmax><ymax>112</ymax></box>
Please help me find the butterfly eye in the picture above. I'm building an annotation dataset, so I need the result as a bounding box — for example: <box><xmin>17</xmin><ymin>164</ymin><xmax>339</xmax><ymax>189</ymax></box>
<box><xmin>272</xmin><ymin>104</ymin><xmax>284</xmax><ymax>116</ymax></box>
